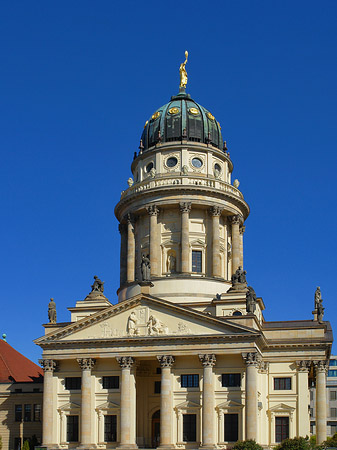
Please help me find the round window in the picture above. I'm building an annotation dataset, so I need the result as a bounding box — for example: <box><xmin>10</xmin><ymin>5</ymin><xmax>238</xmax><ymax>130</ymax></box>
<box><xmin>214</xmin><ymin>163</ymin><xmax>221</xmax><ymax>173</ymax></box>
<box><xmin>166</xmin><ymin>157</ymin><xmax>178</xmax><ymax>168</ymax></box>
<box><xmin>192</xmin><ymin>157</ymin><xmax>203</xmax><ymax>168</ymax></box>
<box><xmin>145</xmin><ymin>162</ymin><xmax>154</xmax><ymax>172</ymax></box>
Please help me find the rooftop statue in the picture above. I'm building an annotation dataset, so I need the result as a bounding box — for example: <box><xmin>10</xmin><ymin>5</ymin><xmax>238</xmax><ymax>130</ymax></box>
<box><xmin>246</xmin><ymin>286</ymin><xmax>257</xmax><ymax>314</ymax></box>
<box><xmin>141</xmin><ymin>255</ymin><xmax>151</xmax><ymax>281</ymax></box>
<box><xmin>314</xmin><ymin>286</ymin><xmax>324</xmax><ymax>323</ymax></box>
<box><xmin>48</xmin><ymin>298</ymin><xmax>57</xmax><ymax>324</ymax></box>
<box><xmin>91</xmin><ymin>275</ymin><xmax>104</xmax><ymax>293</ymax></box>
<box><xmin>179</xmin><ymin>50</ymin><xmax>188</xmax><ymax>89</ymax></box>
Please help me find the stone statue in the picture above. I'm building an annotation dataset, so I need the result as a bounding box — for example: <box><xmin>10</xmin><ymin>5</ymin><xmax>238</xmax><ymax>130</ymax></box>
<box><xmin>127</xmin><ymin>311</ymin><xmax>139</xmax><ymax>336</ymax></box>
<box><xmin>141</xmin><ymin>255</ymin><xmax>151</xmax><ymax>281</ymax></box>
<box><xmin>147</xmin><ymin>315</ymin><xmax>167</xmax><ymax>335</ymax></box>
<box><xmin>181</xmin><ymin>165</ymin><xmax>188</xmax><ymax>175</ymax></box>
<box><xmin>127</xmin><ymin>177</ymin><xmax>134</xmax><ymax>187</ymax></box>
<box><xmin>91</xmin><ymin>276</ymin><xmax>104</xmax><ymax>293</ymax></box>
<box><xmin>214</xmin><ymin>167</ymin><xmax>221</xmax><ymax>179</ymax></box>
<box><xmin>48</xmin><ymin>298</ymin><xmax>57</xmax><ymax>324</ymax></box>
<box><xmin>166</xmin><ymin>254</ymin><xmax>176</xmax><ymax>273</ymax></box>
<box><xmin>179</xmin><ymin>50</ymin><xmax>188</xmax><ymax>88</ymax></box>
<box><xmin>314</xmin><ymin>286</ymin><xmax>324</xmax><ymax>323</ymax></box>
<box><xmin>231</xmin><ymin>266</ymin><xmax>247</xmax><ymax>285</ymax></box>
<box><xmin>233</xmin><ymin>179</ymin><xmax>240</xmax><ymax>188</ymax></box>
<box><xmin>215</xmin><ymin>293</ymin><xmax>221</xmax><ymax>300</ymax></box>
<box><xmin>246</xmin><ymin>286</ymin><xmax>257</xmax><ymax>314</ymax></box>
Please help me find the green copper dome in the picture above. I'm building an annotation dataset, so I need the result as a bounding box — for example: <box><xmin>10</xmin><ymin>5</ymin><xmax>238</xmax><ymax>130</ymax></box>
<box><xmin>140</xmin><ymin>89</ymin><xmax>224</xmax><ymax>151</ymax></box>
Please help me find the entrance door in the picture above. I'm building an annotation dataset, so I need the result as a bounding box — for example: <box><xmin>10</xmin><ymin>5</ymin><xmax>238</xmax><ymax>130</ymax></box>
<box><xmin>152</xmin><ymin>410</ymin><xmax>160</xmax><ymax>448</ymax></box>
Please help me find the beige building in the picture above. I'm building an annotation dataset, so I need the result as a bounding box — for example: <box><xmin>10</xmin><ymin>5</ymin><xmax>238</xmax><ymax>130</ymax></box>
<box><xmin>35</xmin><ymin>65</ymin><xmax>332</xmax><ymax>449</ymax></box>
<box><xmin>0</xmin><ymin>338</ymin><xmax>43</xmax><ymax>450</ymax></box>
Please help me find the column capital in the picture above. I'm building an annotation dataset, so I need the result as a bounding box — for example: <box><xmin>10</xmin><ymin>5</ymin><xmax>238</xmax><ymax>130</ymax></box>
<box><xmin>179</xmin><ymin>202</ymin><xmax>191</xmax><ymax>213</ymax></box>
<box><xmin>125</xmin><ymin>213</ymin><xmax>136</xmax><ymax>224</ymax></box>
<box><xmin>157</xmin><ymin>355</ymin><xmax>175</xmax><ymax>368</ymax></box>
<box><xmin>239</xmin><ymin>225</ymin><xmax>246</xmax><ymax>235</ymax></box>
<box><xmin>77</xmin><ymin>358</ymin><xmax>96</xmax><ymax>370</ymax></box>
<box><xmin>199</xmin><ymin>353</ymin><xmax>216</xmax><ymax>367</ymax></box>
<box><xmin>119</xmin><ymin>223</ymin><xmax>127</xmax><ymax>233</ymax></box>
<box><xmin>258</xmin><ymin>361</ymin><xmax>269</xmax><ymax>373</ymax></box>
<box><xmin>230</xmin><ymin>214</ymin><xmax>243</xmax><ymax>225</ymax></box>
<box><xmin>146</xmin><ymin>205</ymin><xmax>160</xmax><ymax>216</ymax></box>
<box><xmin>242</xmin><ymin>352</ymin><xmax>261</xmax><ymax>366</ymax></box>
<box><xmin>209</xmin><ymin>206</ymin><xmax>223</xmax><ymax>217</ymax></box>
<box><xmin>39</xmin><ymin>359</ymin><xmax>57</xmax><ymax>372</ymax></box>
<box><xmin>314</xmin><ymin>360</ymin><xmax>328</xmax><ymax>373</ymax></box>
<box><xmin>116</xmin><ymin>356</ymin><xmax>135</xmax><ymax>369</ymax></box>
<box><xmin>296</xmin><ymin>360</ymin><xmax>311</xmax><ymax>372</ymax></box>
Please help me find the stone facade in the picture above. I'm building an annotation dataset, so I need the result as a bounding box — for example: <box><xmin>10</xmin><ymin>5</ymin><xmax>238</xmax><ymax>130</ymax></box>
<box><xmin>35</xmin><ymin>82</ymin><xmax>332</xmax><ymax>449</ymax></box>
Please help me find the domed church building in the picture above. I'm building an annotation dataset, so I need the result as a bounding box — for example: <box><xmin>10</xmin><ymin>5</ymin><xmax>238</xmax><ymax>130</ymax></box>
<box><xmin>35</xmin><ymin>54</ymin><xmax>332</xmax><ymax>450</ymax></box>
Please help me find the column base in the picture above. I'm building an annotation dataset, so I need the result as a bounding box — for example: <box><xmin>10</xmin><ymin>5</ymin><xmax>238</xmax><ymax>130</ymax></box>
<box><xmin>199</xmin><ymin>445</ymin><xmax>216</xmax><ymax>450</ymax></box>
<box><xmin>116</xmin><ymin>445</ymin><xmax>138</xmax><ymax>450</ymax></box>
<box><xmin>157</xmin><ymin>445</ymin><xmax>175</xmax><ymax>450</ymax></box>
<box><xmin>77</xmin><ymin>445</ymin><xmax>97</xmax><ymax>449</ymax></box>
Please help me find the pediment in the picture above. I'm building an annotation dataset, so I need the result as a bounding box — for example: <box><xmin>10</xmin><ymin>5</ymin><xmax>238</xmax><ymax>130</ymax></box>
<box><xmin>35</xmin><ymin>294</ymin><xmax>258</xmax><ymax>344</ymax></box>
<box><xmin>268</xmin><ymin>403</ymin><xmax>295</xmax><ymax>413</ymax></box>
<box><xmin>175</xmin><ymin>400</ymin><xmax>200</xmax><ymax>410</ymax></box>
<box><xmin>216</xmin><ymin>400</ymin><xmax>243</xmax><ymax>410</ymax></box>
<box><xmin>96</xmin><ymin>401</ymin><xmax>120</xmax><ymax>411</ymax></box>
<box><xmin>58</xmin><ymin>402</ymin><xmax>80</xmax><ymax>411</ymax></box>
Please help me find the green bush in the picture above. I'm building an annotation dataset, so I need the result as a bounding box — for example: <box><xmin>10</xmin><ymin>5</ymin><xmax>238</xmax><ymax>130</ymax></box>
<box><xmin>232</xmin><ymin>439</ymin><xmax>264</xmax><ymax>450</ymax></box>
<box><xmin>22</xmin><ymin>440</ymin><xmax>30</xmax><ymax>450</ymax></box>
<box><xmin>274</xmin><ymin>436</ymin><xmax>314</xmax><ymax>450</ymax></box>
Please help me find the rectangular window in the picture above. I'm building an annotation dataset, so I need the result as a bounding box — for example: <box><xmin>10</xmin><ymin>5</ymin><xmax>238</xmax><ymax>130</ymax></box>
<box><xmin>275</xmin><ymin>417</ymin><xmax>289</xmax><ymax>442</ymax></box>
<box><xmin>24</xmin><ymin>404</ymin><xmax>31</xmax><ymax>422</ymax></box>
<box><xmin>310</xmin><ymin>408</ymin><xmax>313</xmax><ymax>417</ymax></box>
<box><xmin>34</xmin><ymin>404</ymin><xmax>41</xmax><ymax>422</ymax></box>
<box><xmin>274</xmin><ymin>377</ymin><xmax>291</xmax><ymax>390</ymax></box>
<box><xmin>156</xmin><ymin>367</ymin><xmax>162</xmax><ymax>374</ymax></box>
<box><xmin>181</xmin><ymin>374</ymin><xmax>199</xmax><ymax>388</ymax></box>
<box><xmin>331</xmin><ymin>408</ymin><xmax>337</xmax><ymax>418</ymax></box>
<box><xmin>102</xmin><ymin>376</ymin><xmax>119</xmax><ymax>389</ymax></box>
<box><xmin>67</xmin><ymin>415</ymin><xmax>79</xmax><ymax>442</ymax></box>
<box><xmin>192</xmin><ymin>250</ymin><xmax>202</xmax><ymax>273</ymax></box>
<box><xmin>331</xmin><ymin>424</ymin><xmax>337</xmax><ymax>434</ymax></box>
<box><xmin>15</xmin><ymin>405</ymin><xmax>22</xmax><ymax>422</ymax></box>
<box><xmin>224</xmin><ymin>413</ymin><xmax>238</xmax><ymax>441</ymax></box>
<box><xmin>104</xmin><ymin>415</ymin><xmax>117</xmax><ymax>442</ymax></box>
<box><xmin>33</xmin><ymin>388</ymin><xmax>40</xmax><ymax>393</ymax></box>
<box><xmin>65</xmin><ymin>377</ymin><xmax>81</xmax><ymax>390</ymax></box>
<box><xmin>310</xmin><ymin>390</ymin><xmax>313</xmax><ymax>401</ymax></box>
<box><xmin>222</xmin><ymin>373</ymin><xmax>241</xmax><ymax>387</ymax></box>
<box><xmin>328</xmin><ymin>370</ymin><xmax>337</xmax><ymax>377</ymax></box>
<box><xmin>330</xmin><ymin>360</ymin><xmax>337</xmax><ymax>366</ymax></box>
<box><xmin>154</xmin><ymin>381</ymin><xmax>161</xmax><ymax>394</ymax></box>
<box><xmin>331</xmin><ymin>391</ymin><xmax>337</xmax><ymax>401</ymax></box>
<box><xmin>183</xmin><ymin>414</ymin><xmax>196</xmax><ymax>442</ymax></box>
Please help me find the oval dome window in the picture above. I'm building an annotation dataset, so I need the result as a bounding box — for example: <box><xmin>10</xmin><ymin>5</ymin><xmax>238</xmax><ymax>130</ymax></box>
<box><xmin>166</xmin><ymin>157</ymin><xmax>178</xmax><ymax>168</ymax></box>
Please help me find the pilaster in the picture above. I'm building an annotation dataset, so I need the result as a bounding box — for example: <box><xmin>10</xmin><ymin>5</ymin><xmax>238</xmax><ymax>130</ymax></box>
<box><xmin>147</xmin><ymin>205</ymin><xmax>160</xmax><ymax>277</ymax></box>
<box><xmin>210</xmin><ymin>206</ymin><xmax>223</xmax><ymax>278</ymax></box>
<box><xmin>180</xmin><ymin>202</ymin><xmax>191</xmax><ymax>274</ymax></box>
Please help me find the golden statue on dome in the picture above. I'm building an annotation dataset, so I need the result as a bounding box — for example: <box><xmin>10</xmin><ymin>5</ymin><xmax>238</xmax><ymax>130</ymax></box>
<box><xmin>179</xmin><ymin>50</ymin><xmax>188</xmax><ymax>88</ymax></box>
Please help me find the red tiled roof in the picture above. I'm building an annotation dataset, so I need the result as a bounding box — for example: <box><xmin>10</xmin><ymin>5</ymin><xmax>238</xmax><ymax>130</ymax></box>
<box><xmin>0</xmin><ymin>340</ymin><xmax>43</xmax><ymax>383</ymax></box>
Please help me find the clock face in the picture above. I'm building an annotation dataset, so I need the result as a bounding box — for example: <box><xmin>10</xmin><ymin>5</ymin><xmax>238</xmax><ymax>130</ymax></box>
<box><xmin>152</xmin><ymin>111</ymin><xmax>161</xmax><ymax>120</ymax></box>
<box><xmin>192</xmin><ymin>157</ymin><xmax>203</xmax><ymax>168</ymax></box>
<box><xmin>189</xmin><ymin>107</ymin><xmax>199</xmax><ymax>116</ymax></box>
<box><xmin>168</xmin><ymin>107</ymin><xmax>179</xmax><ymax>115</ymax></box>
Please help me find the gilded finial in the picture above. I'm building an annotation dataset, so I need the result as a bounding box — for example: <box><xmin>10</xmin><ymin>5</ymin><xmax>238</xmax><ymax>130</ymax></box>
<box><xmin>179</xmin><ymin>50</ymin><xmax>188</xmax><ymax>89</ymax></box>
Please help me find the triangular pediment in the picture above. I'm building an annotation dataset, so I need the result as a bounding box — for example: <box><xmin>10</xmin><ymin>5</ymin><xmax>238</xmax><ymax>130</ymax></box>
<box><xmin>96</xmin><ymin>401</ymin><xmax>120</xmax><ymax>411</ymax></box>
<box><xmin>35</xmin><ymin>294</ymin><xmax>258</xmax><ymax>344</ymax></box>
<box><xmin>58</xmin><ymin>402</ymin><xmax>80</xmax><ymax>411</ymax></box>
<box><xmin>175</xmin><ymin>400</ymin><xmax>200</xmax><ymax>410</ymax></box>
<box><xmin>216</xmin><ymin>400</ymin><xmax>243</xmax><ymax>410</ymax></box>
<box><xmin>268</xmin><ymin>403</ymin><xmax>295</xmax><ymax>413</ymax></box>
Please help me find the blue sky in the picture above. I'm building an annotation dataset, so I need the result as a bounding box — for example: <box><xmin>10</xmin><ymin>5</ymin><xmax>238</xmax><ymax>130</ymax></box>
<box><xmin>1</xmin><ymin>1</ymin><xmax>337</xmax><ymax>363</ymax></box>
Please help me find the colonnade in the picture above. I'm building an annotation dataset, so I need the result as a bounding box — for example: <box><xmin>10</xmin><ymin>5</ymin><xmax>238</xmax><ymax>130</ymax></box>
<box><xmin>119</xmin><ymin>204</ymin><xmax>246</xmax><ymax>283</ymax></box>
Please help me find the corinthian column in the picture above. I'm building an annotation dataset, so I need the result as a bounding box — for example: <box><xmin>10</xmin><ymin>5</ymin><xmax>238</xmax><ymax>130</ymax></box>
<box><xmin>126</xmin><ymin>214</ymin><xmax>136</xmax><ymax>283</ymax></box>
<box><xmin>117</xmin><ymin>356</ymin><xmax>137</xmax><ymax>449</ymax></box>
<box><xmin>180</xmin><ymin>202</ymin><xmax>191</xmax><ymax>274</ymax></box>
<box><xmin>239</xmin><ymin>225</ymin><xmax>245</xmax><ymax>268</ymax></box>
<box><xmin>146</xmin><ymin>205</ymin><xmax>160</xmax><ymax>277</ymax></box>
<box><xmin>77</xmin><ymin>358</ymin><xmax>96</xmax><ymax>448</ymax></box>
<box><xmin>157</xmin><ymin>355</ymin><xmax>175</xmax><ymax>449</ymax></box>
<box><xmin>296</xmin><ymin>361</ymin><xmax>310</xmax><ymax>437</ymax></box>
<box><xmin>243</xmin><ymin>352</ymin><xmax>259</xmax><ymax>441</ymax></box>
<box><xmin>210</xmin><ymin>207</ymin><xmax>223</xmax><ymax>278</ymax></box>
<box><xmin>39</xmin><ymin>359</ymin><xmax>57</xmax><ymax>447</ymax></box>
<box><xmin>119</xmin><ymin>223</ymin><xmax>127</xmax><ymax>285</ymax></box>
<box><xmin>199</xmin><ymin>354</ymin><xmax>216</xmax><ymax>449</ymax></box>
<box><xmin>230</xmin><ymin>215</ymin><xmax>242</xmax><ymax>275</ymax></box>
<box><xmin>315</xmin><ymin>360</ymin><xmax>328</xmax><ymax>444</ymax></box>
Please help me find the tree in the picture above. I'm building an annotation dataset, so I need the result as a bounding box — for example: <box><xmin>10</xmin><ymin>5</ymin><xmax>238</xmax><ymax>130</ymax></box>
<box><xmin>233</xmin><ymin>440</ymin><xmax>264</xmax><ymax>450</ymax></box>
<box><xmin>22</xmin><ymin>440</ymin><xmax>30</xmax><ymax>450</ymax></box>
